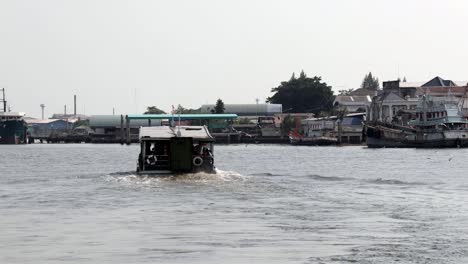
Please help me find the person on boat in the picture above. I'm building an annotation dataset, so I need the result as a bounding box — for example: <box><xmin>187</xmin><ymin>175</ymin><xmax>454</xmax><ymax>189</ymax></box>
<box><xmin>201</xmin><ymin>144</ymin><xmax>212</xmax><ymax>157</ymax></box>
<box><xmin>193</xmin><ymin>144</ymin><xmax>201</xmax><ymax>155</ymax></box>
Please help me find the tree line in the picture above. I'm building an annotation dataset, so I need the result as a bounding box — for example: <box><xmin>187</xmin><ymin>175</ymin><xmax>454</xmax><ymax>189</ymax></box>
<box><xmin>145</xmin><ymin>71</ymin><xmax>381</xmax><ymax>116</ymax></box>
<box><xmin>144</xmin><ymin>99</ymin><xmax>225</xmax><ymax>115</ymax></box>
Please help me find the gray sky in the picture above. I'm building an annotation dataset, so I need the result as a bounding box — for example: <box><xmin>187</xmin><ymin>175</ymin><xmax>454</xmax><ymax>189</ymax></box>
<box><xmin>1</xmin><ymin>0</ymin><xmax>468</xmax><ymax>118</ymax></box>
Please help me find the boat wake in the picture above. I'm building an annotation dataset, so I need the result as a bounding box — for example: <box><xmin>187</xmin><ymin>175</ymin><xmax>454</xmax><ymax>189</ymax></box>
<box><xmin>105</xmin><ymin>169</ymin><xmax>246</xmax><ymax>186</ymax></box>
<box><xmin>250</xmin><ymin>172</ymin><xmax>287</xmax><ymax>177</ymax></box>
<box><xmin>366</xmin><ymin>178</ymin><xmax>426</xmax><ymax>186</ymax></box>
<box><xmin>306</xmin><ymin>174</ymin><xmax>354</xmax><ymax>181</ymax></box>
<box><xmin>303</xmin><ymin>174</ymin><xmax>428</xmax><ymax>186</ymax></box>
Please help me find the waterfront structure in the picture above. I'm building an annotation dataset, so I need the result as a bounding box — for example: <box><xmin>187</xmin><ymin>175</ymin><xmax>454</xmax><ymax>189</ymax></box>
<box><xmin>89</xmin><ymin>115</ymin><xmax>161</xmax><ymax>143</ymax></box>
<box><xmin>27</xmin><ymin>119</ymin><xmax>77</xmax><ymax>141</ymax></box>
<box><xmin>200</xmin><ymin>103</ymin><xmax>282</xmax><ymax>116</ymax></box>
<box><xmin>368</xmin><ymin>78</ymin><xmax>468</xmax><ymax>124</ymax></box>
<box><xmin>290</xmin><ymin>117</ymin><xmax>337</xmax><ymax>145</ymax></box>
<box><xmin>291</xmin><ymin>112</ymin><xmax>366</xmax><ymax>145</ymax></box>
<box><xmin>339</xmin><ymin>113</ymin><xmax>366</xmax><ymax>143</ymax></box>
<box><xmin>349</xmin><ymin>88</ymin><xmax>379</xmax><ymax>97</ymax></box>
<box><xmin>51</xmin><ymin>113</ymin><xmax>88</xmax><ymax>120</ymax></box>
<box><xmin>368</xmin><ymin>90</ymin><xmax>420</xmax><ymax>124</ymax></box>
<box><xmin>333</xmin><ymin>95</ymin><xmax>372</xmax><ymax>113</ymax></box>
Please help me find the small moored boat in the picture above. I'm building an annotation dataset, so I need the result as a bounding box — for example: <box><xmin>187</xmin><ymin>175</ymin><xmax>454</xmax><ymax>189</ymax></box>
<box><xmin>137</xmin><ymin>126</ymin><xmax>215</xmax><ymax>174</ymax></box>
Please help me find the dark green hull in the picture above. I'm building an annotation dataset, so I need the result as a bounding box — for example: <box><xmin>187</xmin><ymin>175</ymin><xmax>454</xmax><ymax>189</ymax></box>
<box><xmin>0</xmin><ymin>120</ymin><xmax>27</xmax><ymax>144</ymax></box>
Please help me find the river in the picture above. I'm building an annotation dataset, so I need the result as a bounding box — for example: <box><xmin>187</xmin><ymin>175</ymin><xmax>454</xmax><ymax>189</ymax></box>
<box><xmin>1</xmin><ymin>144</ymin><xmax>468</xmax><ymax>263</ymax></box>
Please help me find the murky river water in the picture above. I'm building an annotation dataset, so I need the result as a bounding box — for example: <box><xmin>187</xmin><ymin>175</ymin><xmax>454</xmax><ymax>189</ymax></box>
<box><xmin>1</xmin><ymin>144</ymin><xmax>468</xmax><ymax>263</ymax></box>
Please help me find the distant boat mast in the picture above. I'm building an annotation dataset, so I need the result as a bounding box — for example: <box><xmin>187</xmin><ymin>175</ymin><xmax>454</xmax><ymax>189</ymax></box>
<box><xmin>1</xmin><ymin>88</ymin><xmax>6</xmax><ymax>113</ymax></box>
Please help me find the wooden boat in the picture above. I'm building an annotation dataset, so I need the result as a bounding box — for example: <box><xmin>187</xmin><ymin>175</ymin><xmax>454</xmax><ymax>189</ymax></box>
<box><xmin>365</xmin><ymin>95</ymin><xmax>468</xmax><ymax>148</ymax></box>
<box><xmin>136</xmin><ymin>126</ymin><xmax>215</xmax><ymax>174</ymax></box>
<box><xmin>0</xmin><ymin>89</ymin><xmax>27</xmax><ymax>144</ymax></box>
<box><xmin>289</xmin><ymin>132</ymin><xmax>337</xmax><ymax>146</ymax></box>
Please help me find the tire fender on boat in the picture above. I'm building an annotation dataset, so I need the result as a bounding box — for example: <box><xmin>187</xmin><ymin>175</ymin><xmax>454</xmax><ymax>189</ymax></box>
<box><xmin>193</xmin><ymin>156</ymin><xmax>203</xmax><ymax>167</ymax></box>
<box><xmin>146</xmin><ymin>155</ymin><xmax>157</xmax><ymax>166</ymax></box>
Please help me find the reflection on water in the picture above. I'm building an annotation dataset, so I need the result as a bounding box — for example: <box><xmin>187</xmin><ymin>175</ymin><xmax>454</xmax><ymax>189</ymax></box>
<box><xmin>1</xmin><ymin>144</ymin><xmax>468</xmax><ymax>263</ymax></box>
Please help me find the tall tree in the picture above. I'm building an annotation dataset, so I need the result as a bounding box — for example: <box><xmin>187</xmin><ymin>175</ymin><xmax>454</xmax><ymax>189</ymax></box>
<box><xmin>266</xmin><ymin>71</ymin><xmax>335</xmax><ymax>115</ymax></box>
<box><xmin>338</xmin><ymin>88</ymin><xmax>355</xmax><ymax>96</ymax></box>
<box><xmin>211</xmin><ymin>99</ymin><xmax>225</xmax><ymax>114</ymax></box>
<box><xmin>144</xmin><ymin>106</ymin><xmax>166</xmax><ymax>114</ymax></box>
<box><xmin>175</xmin><ymin>104</ymin><xmax>201</xmax><ymax>114</ymax></box>
<box><xmin>361</xmin><ymin>72</ymin><xmax>380</xmax><ymax>90</ymax></box>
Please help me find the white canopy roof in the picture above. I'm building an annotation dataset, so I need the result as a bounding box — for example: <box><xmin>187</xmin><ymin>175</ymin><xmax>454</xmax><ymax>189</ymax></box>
<box><xmin>139</xmin><ymin>126</ymin><xmax>214</xmax><ymax>140</ymax></box>
<box><xmin>0</xmin><ymin>112</ymin><xmax>25</xmax><ymax>117</ymax></box>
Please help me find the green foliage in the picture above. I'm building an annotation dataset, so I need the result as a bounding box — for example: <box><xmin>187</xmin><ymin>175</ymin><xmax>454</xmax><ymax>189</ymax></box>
<box><xmin>237</xmin><ymin>117</ymin><xmax>252</xmax><ymax>124</ymax></box>
<box><xmin>144</xmin><ymin>106</ymin><xmax>166</xmax><ymax>114</ymax></box>
<box><xmin>281</xmin><ymin>114</ymin><xmax>295</xmax><ymax>135</ymax></box>
<box><xmin>338</xmin><ymin>88</ymin><xmax>355</xmax><ymax>96</ymax></box>
<box><xmin>211</xmin><ymin>98</ymin><xmax>225</xmax><ymax>114</ymax></box>
<box><xmin>72</xmin><ymin>119</ymin><xmax>89</xmax><ymax>129</ymax></box>
<box><xmin>361</xmin><ymin>72</ymin><xmax>380</xmax><ymax>90</ymax></box>
<box><xmin>266</xmin><ymin>70</ymin><xmax>335</xmax><ymax>115</ymax></box>
<box><xmin>317</xmin><ymin>111</ymin><xmax>329</xmax><ymax>118</ymax></box>
<box><xmin>174</xmin><ymin>104</ymin><xmax>200</xmax><ymax>114</ymax></box>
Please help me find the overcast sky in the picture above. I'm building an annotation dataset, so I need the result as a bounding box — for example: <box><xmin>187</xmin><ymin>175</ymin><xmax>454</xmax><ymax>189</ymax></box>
<box><xmin>1</xmin><ymin>0</ymin><xmax>468</xmax><ymax>118</ymax></box>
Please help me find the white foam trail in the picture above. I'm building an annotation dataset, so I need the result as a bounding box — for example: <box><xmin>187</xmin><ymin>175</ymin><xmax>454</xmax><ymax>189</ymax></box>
<box><xmin>104</xmin><ymin>169</ymin><xmax>247</xmax><ymax>186</ymax></box>
<box><xmin>214</xmin><ymin>168</ymin><xmax>246</xmax><ymax>182</ymax></box>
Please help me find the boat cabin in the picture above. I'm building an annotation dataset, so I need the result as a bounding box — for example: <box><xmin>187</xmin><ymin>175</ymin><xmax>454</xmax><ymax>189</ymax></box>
<box><xmin>137</xmin><ymin>126</ymin><xmax>215</xmax><ymax>174</ymax></box>
<box><xmin>409</xmin><ymin>101</ymin><xmax>468</xmax><ymax>130</ymax></box>
<box><xmin>0</xmin><ymin>112</ymin><xmax>25</xmax><ymax>121</ymax></box>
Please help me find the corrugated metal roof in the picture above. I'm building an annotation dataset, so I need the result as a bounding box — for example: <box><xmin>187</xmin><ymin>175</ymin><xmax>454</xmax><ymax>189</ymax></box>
<box><xmin>334</xmin><ymin>96</ymin><xmax>371</xmax><ymax>103</ymax></box>
<box><xmin>349</xmin><ymin>88</ymin><xmax>378</xmax><ymax>96</ymax></box>
<box><xmin>89</xmin><ymin>115</ymin><xmax>162</xmax><ymax>128</ymax></box>
<box><xmin>200</xmin><ymin>104</ymin><xmax>282</xmax><ymax>114</ymax></box>
<box><xmin>27</xmin><ymin>119</ymin><xmax>77</xmax><ymax>125</ymax></box>
<box><xmin>139</xmin><ymin>126</ymin><xmax>214</xmax><ymax>140</ymax></box>
<box><xmin>128</xmin><ymin>114</ymin><xmax>238</xmax><ymax>120</ymax></box>
<box><xmin>400</xmin><ymin>80</ymin><xmax>468</xmax><ymax>88</ymax></box>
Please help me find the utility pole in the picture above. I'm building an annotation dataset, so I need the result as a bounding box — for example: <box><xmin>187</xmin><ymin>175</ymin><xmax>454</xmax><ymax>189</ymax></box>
<box><xmin>1</xmin><ymin>88</ymin><xmax>6</xmax><ymax>112</ymax></box>
<box><xmin>74</xmin><ymin>94</ymin><xmax>77</xmax><ymax>116</ymax></box>
<box><xmin>40</xmin><ymin>104</ymin><xmax>45</xmax><ymax>120</ymax></box>
<box><xmin>255</xmin><ymin>98</ymin><xmax>259</xmax><ymax>124</ymax></box>
<box><xmin>64</xmin><ymin>105</ymin><xmax>67</xmax><ymax>116</ymax></box>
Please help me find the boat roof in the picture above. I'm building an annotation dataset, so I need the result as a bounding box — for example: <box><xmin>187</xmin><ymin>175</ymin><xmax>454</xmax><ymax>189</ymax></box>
<box><xmin>128</xmin><ymin>114</ymin><xmax>238</xmax><ymax>120</ymax></box>
<box><xmin>140</xmin><ymin>126</ymin><xmax>214</xmax><ymax>141</ymax></box>
<box><xmin>0</xmin><ymin>112</ymin><xmax>25</xmax><ymax>117</ymax></box>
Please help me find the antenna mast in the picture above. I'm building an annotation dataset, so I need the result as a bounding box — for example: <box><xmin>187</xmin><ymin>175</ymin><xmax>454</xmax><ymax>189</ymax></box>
<box><xmin>1</xmin><ymin>88</ymin><xmax>6</xmax><ymax>112</ymax></box>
